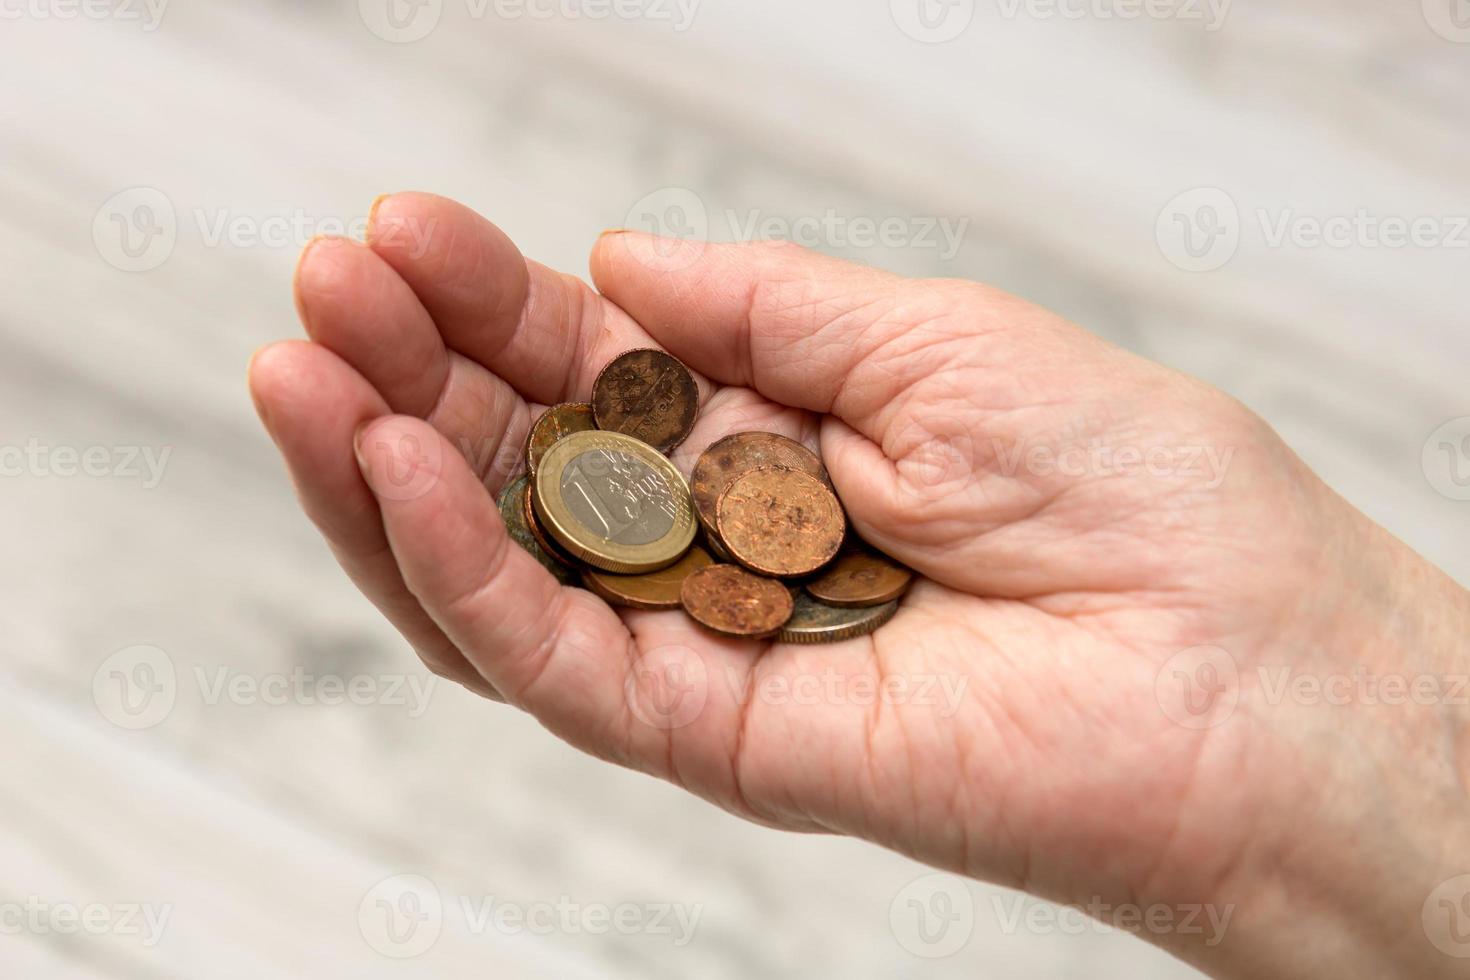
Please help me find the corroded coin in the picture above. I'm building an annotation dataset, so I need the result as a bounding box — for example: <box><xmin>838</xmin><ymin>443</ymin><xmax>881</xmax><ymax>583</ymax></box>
<box><xmin>716</xmin><ymin>466</ymin><xmax>846</xmax><ymax>578</ymax></box>
<box><xmin>498</xmin><ymin>476</ymin><xmax>576</xmax><ymax>584</ymax></box>
<box><xmin>533</xmin><ymin>429</ymin><xmax>696</xmax><ymax>574</ymax></box>
<box><xmin>591</xmin><ymin>349</ymin><xmax>699</xmax><ymax>452</ymax></box>
<box><xmin>583</xmin><ymin>545</ymin><xmax>713</xmax><ymax>611</ymax></box>
<box><xmin>805</xmin><ymin>545</ymin><xmax>913</xmax><ymax>608</ymax></box>
<box><xmin>690</xmin><ymin>431</ymin><xmax>829</xmax><ymax>547</ymax></box>
<box><xmin>777</xmin><ymin>593</ymin><xmax>898</xmax><ymax>644</ymax></box>
<box><xmin>701</xmin><ymin>525</ymin><xmax>734</xmax><ymax>563</ymax></box>
<box><xmin>522</xmin><ymin>479</ymin><xmax>581</xmax><ymax>570</ymax></box>
<box><xmin>525</xmin><ymin>402</ymin><xmax>596</xmax><ymax>476</ymax></box>
<box><xmin>680</xmin><ymin>564</ymin><xmax>794</xmax><ymax>638</ymax></box>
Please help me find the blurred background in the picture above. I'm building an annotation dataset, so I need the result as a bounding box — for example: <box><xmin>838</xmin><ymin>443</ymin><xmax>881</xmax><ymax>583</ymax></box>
<box><xmin>2</xmin><ymin>0</ymin><xmax>1467</xmax><ymax>976</ymax></box>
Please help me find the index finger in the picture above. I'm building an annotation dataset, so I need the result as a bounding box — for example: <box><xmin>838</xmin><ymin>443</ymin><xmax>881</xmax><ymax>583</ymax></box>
<box><xmin>367</xmin><ymin>193</ymin><xmax>714</xmax><ymax>408</ymax></box>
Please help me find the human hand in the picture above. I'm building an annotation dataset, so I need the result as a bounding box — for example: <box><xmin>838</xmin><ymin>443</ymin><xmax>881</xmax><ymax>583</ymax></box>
<box><xmin>248</xmin><ymin>193</ymin><xmax>1470</xmax><ymax>978</ymax></box>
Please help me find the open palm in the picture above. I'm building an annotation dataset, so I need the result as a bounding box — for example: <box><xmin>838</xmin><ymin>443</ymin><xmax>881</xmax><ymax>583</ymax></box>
<box><xmin>250</xmin><ymin>193</ymin><xmax>1334</xmax><ymax>940</ymax></box>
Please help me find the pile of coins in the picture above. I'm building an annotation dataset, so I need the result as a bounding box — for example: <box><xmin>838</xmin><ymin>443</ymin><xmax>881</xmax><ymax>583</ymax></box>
<box><xmin>498</xmin><ymin>349</ymin><xmax>913</xmax><ymax>643</ymax></box>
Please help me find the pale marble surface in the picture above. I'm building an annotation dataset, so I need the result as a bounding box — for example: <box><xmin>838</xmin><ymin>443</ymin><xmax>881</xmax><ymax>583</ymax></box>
<box><xmin>0</xmin><ymin>1</ymin><xmax>1465</xmax><ymax>976</ymax></box>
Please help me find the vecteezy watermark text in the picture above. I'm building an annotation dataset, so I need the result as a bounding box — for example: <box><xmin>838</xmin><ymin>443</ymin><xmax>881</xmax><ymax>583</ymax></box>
<box><xmin>0</xmin><ymin>439</ymin><xmax>171</xmax><ymax>489</ymax></box>
<box><xmin>1157</xmin><ymin>188</ymin><xmax>1470</xmax><ymax>272</ymax></box>
<box><xmin>994</xmin><ymin>0</ymin><xmax>1230</xmax><ymax>30</ymax></box>
<box><xmin>991</xmin><ymin>436</ymin><xmax>1235</xmax><ymax>489</ymax></box>
<box><xmin>1156</xmin><ymin>645</ymin><xmax>1470</xmax><ymax>730</ymax></box>
<box><xmin>92</xmin><ymin>187</ymin><xmax>440</xmax><ymax>273</ymax></box>
<box><xmin>990</xmin><ymin>894</ymin><xmax>1234</xmax><ymax>946</ymax></box>
<box><xmin>888</xmin><ymin>874</ymin><xmax>1233</xmax><ymax>959</ymax></box>
<box><xmin>93</xmin><ymin>645</ymin><xmax>438</xmax><ymax>730</ymax></box>
<box><xmin>622</xmin><ymin>644</ymin><xmax>969</xmax><ymax>732</ymax></box>
<box><xmin>358</xmin><ymin>0</ymin><xmax>700</xmax><ymax>43</ymax></box>
<box><xmin>0</xmin><ymin>898</ymin><xmax>172</xmax><ymax>947</ymax></box>
<box><xmin>620</xmin><ymin>188</ymin><xmax>970</xmax><ymax>271</ymax></box>
<box><xmin>0</xmin><ymin>0</ymin><xmax>168</xmax><ymax>30</ymax></box>
<box><xmin>358</xmin><ymin>875</ymin><xmax>702</xmax><ymax>959</ymax></box>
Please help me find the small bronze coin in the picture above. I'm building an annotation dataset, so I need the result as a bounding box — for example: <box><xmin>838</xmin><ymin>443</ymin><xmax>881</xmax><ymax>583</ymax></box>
<box><xmin>522</xmin><ymin>479</ymin><xmax>581</xmax><ymax>570</ymax></box>
<box><xmin>680</xmin><ymin>564</ymin><xmax>794</xmax><ymax>639</ymax></box>
<box><xmin>690</xmin><ymin>432</ymin><xmax>829</xmax><ymax>545</ymax></box>
<box><xmin>776</xmin><ymin>593</ymin><xmax>899</xmax><ymax>645</ymax></box>
<box><xmin>525</xmin><ymin>403</ymin><xmax>596</xmax><ymax>476</ymax></box>
<box><xmin>591</xmin><ymin>349</ymin><xmax>699</xmax><ymax>453</ymax></box>
<box><xmin>716</xmin><ymin>466</ymin><xmax>846</xmax><ymax>578</ymax></box>
<box><xmin>498</xmin><ymin>476</ymin><xmax>576</xmax><ymax>585</ymax></box>
<box><xmin>583</xmin><ymin>545</ymin><xmax>714</xmax><ymax>611</ymax></box>
<box><xmin>805</xmin><ymin>546</ymin><xmax>913</xmax><ymax>608</ymax></box>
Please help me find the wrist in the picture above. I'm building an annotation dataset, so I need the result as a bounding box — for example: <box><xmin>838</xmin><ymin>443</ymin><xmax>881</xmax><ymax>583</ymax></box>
<box><xmin>1199</xmin><ymin>491</ymin><xmax>1470</xmax><ymax>978</ymax></box>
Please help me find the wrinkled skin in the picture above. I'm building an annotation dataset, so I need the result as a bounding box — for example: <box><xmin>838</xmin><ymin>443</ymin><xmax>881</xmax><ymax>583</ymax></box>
<box><xmin>250</xmin><ymin>193</ymin><xmax>1470</xmax><ymax>978</ymax></box>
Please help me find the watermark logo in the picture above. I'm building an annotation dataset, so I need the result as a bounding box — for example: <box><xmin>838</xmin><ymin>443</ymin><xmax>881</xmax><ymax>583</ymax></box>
<box><xmin>891</xmin><ymin>414</ymin><xmax>977</xmax><ymax>508</ymax></box>
<box><xmin>358</xmin><ymin>427</ymin><xmax>444</xmax><ymax>503</ymax></box>
<box><xmin>0</xmin><ymin>0</ymin><xmax>169</xmax><ymax>30</ymax></box>
<box><xmin>359</xmin><ymin>0</ymin><xmax>443</xmax><ymax>42</ymax></box>
<box><xmin>359</xmin><ymin>874</ymin><xmax>443</xmax><ymax>958</ymax></box>
<box><xmin>889</xmin><ymin>873</ymin><xmax>974</xmax><ymax>958</ymax></box>
<box><xmin>1423</xmin><ymin>417</ymin><xmax>1470</xmax><ymax>502</ymax></box>
<box><xmin>891</xmin><ymin>0</ymin><xmax>975</xmax><ymax>43</ymax></box>
<box><xmin>93</xmin><ymin>645</ymin><xmax>177</xmax><ymax>731</ymax></box>
<box><xmin>1156</xmin><ymin>187</ymin><xmax>1240</xmax><ymax>273</ymax></box>
<box><xmin>1423</xmin><ymin>874</ymin><xmax>1470</xmax><ymax>958</ymax></box>
<box><xmin>618</xmin><ymin>187</ymin><xmax>710</xmax><ymax>274</ymax></box>
<box><xmin>1155</xmin><ymin>645</ymin><xmax>1239</xmax><ymax>729</ymax></box>
<box><xmin>1423</xmin><ymin>0</ymin><xmax>1470</xmax><ymax>42</ymax></box>
<box><xmin>625</xmin><ymin>645</ymin><xmax>708</xmax><ymax>731</ymax></box>
<box><xmin>93</xmin><ymin>187</ymin><xmax>177</xmax><ymax>273</ymax></box>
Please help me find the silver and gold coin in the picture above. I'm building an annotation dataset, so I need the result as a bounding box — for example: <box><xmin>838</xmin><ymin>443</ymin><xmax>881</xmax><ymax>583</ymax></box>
<box><xmin>533</xmin><ymin>430</ymin><xmax>696</xmax><ymax>574</ymax></box>
<box><xmin>775</xmin><ymin>592</ymin><xmax>898</xmax><ymax>644</ymax></box>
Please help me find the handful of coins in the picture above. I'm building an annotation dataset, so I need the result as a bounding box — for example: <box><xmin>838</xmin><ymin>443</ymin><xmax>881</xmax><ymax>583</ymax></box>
<box><xmin>498</xmin><ymin>349</ymin><xmax>913</xmax><ymax>643</ymax></box>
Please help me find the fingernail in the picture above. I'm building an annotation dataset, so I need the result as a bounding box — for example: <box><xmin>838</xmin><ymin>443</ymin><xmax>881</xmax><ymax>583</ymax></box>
<box><xmin>366</xmin><ymin>193</ymin><xmax>397</xmax><ymax>245</ymax></box>
<box><xmin>353</xmin><ymin>420</ymin><xmax>374</xmax><ymax>469</ymax></box>
<box><xmin>293</xmin><ymin>236</ymin><xmax>329</xmax><ymax>306</ymax></box>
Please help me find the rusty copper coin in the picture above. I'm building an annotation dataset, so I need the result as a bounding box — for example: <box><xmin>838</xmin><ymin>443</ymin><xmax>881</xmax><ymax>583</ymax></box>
<box><xmin>680</xmin><ymin>564</ymin><xmax>794</xmax><ymax>638</ymax></box>
<box><xmin>525</xmin><ymin>403</ymin><xmax>596</xmax><ymax>476</ymax></box>
<box><xmin>591</xmin><ymin>349</ymin><xmax>698</xmax><ymax>452</ymax></box>
<box><xmin>583</xmin><ymin>545</ymin><xmax>713</xmax><ymax>611</ymax></box>
<box><xmin>690</xmin><ymin>432</ymin><xmax>829</xmax><ymax>546</ymax></box>
<box><xmin>522</xmin><ymin>479</ymin><xmax>581</xmax><ymax>570</ymax></box>
<box><xmin>805</xmin><ymin>546</ymin><xmax>913</xmax><ymax>608</ymax></box>
<box><xmin>716</xmin><ymin>466</ymin><xmax>846</xmax><ymax>578</ymax></box>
